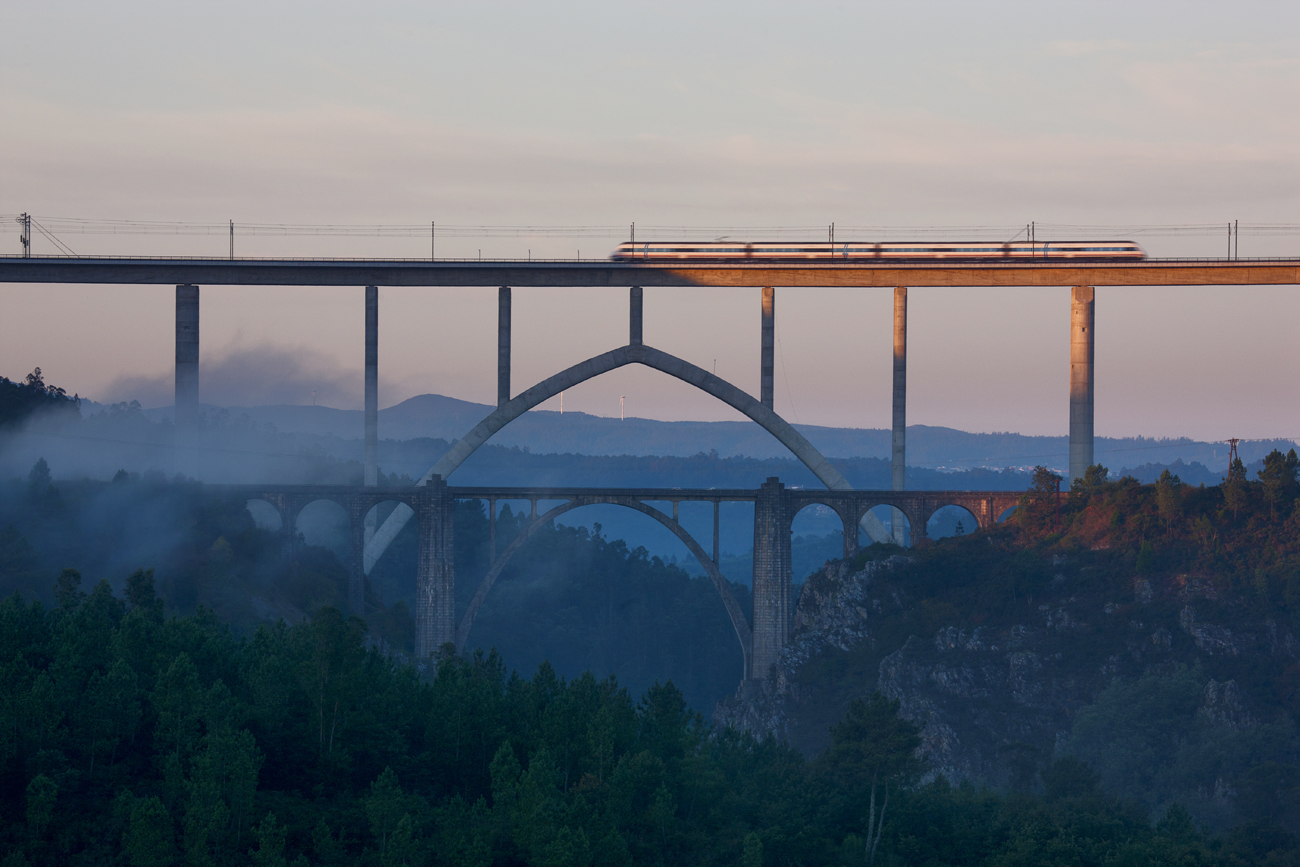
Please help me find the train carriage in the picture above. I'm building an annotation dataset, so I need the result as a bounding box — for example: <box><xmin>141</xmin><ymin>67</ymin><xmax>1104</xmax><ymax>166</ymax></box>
<box><xmin>609</xmin><ymin>240</ymin><xmax>1146</xmax><ymax>261</ymax></box>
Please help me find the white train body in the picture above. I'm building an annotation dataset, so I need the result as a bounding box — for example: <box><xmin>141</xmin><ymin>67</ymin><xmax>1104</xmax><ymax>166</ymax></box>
<box><xmin>609</xmin><ymin>241</ymin><xmax>1146</xmax><ymax>261</ymax></box>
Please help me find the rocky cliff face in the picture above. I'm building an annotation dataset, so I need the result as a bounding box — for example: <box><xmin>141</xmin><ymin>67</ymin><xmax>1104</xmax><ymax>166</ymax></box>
<box><xmin>714</xmin><ymin>552</ymin><xmax>1297</xmax><ymax>788</ymax></box>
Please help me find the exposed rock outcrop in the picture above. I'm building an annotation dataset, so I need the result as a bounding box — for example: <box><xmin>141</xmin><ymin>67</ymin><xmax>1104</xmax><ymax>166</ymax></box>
<box><xmin>714</xmin><ymin>552</ymin><xmax>1296</xmax><ymax>787</ymax></box>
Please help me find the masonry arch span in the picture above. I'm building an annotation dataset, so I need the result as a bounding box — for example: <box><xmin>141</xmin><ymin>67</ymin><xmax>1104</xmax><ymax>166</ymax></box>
<box><xmin>295</xmin><ymin>499</ymin><xmax>351</xmax><ymax>559</ymax></box>
<box><xmin>790</xmin><ymin>500</ymin><xmax>861</xmax><ymax>581</ymax></box>
<box><xmin>246</xmin><ymin>498</ymin><xmax>283</xmax><ymax>532</ymax></box>
<box><xmin>456</xmin><ymin>497</ymin><xmax>753</xmax><ymax>680</ymax></box>
<box><xmin>865</xmin><ymin>503</ymin><xmax>912</xmax><ymax>547</ymax></box>
<box><xmin>926</xmin><ymin>504</ymin><xmax>980</xmax><ymax>539</ymax></box>
<box><xmin>365</xmin><ymin>342</ymin><xmax>867</xmax><ymax>573</ymax></box>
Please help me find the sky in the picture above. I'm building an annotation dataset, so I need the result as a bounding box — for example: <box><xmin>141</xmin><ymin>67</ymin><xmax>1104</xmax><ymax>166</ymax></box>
<box><xmin>2</xmin><ymin>0</ymin><xmax>1299</xmax><ymax>442</ymax></box>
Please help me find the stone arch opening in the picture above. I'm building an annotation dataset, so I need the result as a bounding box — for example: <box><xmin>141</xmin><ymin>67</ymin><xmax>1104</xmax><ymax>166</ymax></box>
<box><xmin>926</xmin><ymin>504</ymin><xmax>980</xmax><ymax>539</ymax></box>
<box><xmin>455</xmin><ymin>497</ymin><xmax>752</xmax><ymax>679</ymax></box>
<box><xmin>790</xmin><ymin>501</ymin><xmax>857</xmax><ymax>583</ymax></box>
<box><xmin>295</xmin><ymin>499</ymin><xmax>350</xmax><ymax>560</ymax></box>
<box><xmin>997</xmin><ymin>504</ymin><xmax>1019</xmax><ymax>523</ymax></box>
<box><xmin>865</xmin><ymin>503</ymin><xmax>911</xmax><ymax>547</ymax></box>
<box><xmin>246</xmin><ymin>498</ymin><xmax>282</xmax><ymax>532</ymax></box>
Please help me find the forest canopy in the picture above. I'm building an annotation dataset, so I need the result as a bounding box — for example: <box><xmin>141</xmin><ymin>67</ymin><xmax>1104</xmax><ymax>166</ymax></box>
<box><xmin>3</xmin><ymin>576</ymin><xmax>1295</xmax><ymax>866</ymax></box>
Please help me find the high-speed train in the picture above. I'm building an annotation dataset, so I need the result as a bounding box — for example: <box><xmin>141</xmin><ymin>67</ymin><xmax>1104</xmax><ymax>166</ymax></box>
<box><xmin>609</xmin><ymin>240</ymin><xmax>1146</xmax><ymax>261</ymax></box>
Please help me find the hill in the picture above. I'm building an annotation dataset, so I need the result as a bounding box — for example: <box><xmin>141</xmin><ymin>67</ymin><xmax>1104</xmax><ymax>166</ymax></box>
<box><xmin>92</xmin><ymin>391</ymin><xmax>1295</xmax><ymax>471</ymax></box>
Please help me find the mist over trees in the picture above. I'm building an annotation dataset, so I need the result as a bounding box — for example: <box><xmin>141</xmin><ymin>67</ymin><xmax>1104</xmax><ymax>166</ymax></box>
<box><xmin>2</xmin><ymin>369</ymin><xmax>1300</xmax><ymax>863</ymax></box>
<box><xmin>3</xmin><ymin>573</ymin><xmax>1295</xmax><ymax>865</ymax></box>
<box><xmin>0</xmin><ymin>369</ymin><xmax>80</xmax><ymax>430</ymax></box>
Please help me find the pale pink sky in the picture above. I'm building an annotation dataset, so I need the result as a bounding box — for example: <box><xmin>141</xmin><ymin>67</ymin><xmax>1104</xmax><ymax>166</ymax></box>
<box><xmin>2</xmin><ymin>1</ymin><xmax>1298</xmax><ymax>441</ymax></box>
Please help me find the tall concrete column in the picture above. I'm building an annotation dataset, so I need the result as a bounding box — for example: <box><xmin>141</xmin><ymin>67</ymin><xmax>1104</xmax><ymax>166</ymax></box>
<box><xmin>174</xmin><ymin>284</ymin><xmax>200</xmax><ymax>434</ymax></box>
<box><xmin>1069</xmin><ymin>286</ymin><xmax>1095</xmax><ymax>486</ymax></box>
<box><xmin>629</xmin><ymin>286</ymin><xmax>643</xmax><ymax>345</ymax></box>
<box><xmin>498</xmin><ymin>286</ymin><xmax>511</xmax><ymax>407</ymax></box>
<box><xmin>760</xmin><ymin>287</ymin><xmax>775</xmax><ymax>409</ymax></box>
<box><xmin>364</xmin><ymin>286</ymin><xmax>378</xmax><ymax>486</ymax></box>
<box><xmin>415</xmin><ymin>478</ymin><xmax>456</xmax><ymax>658</ymax></box>
<box><xmin>892</xmin><ymin>287</ymin><xmax>908</xmax><ymax>544</ymax></box>
<box><xmin>751</xmin><ymin>476</ymin><xmax>791</xmax><ymax>680</ymax></box>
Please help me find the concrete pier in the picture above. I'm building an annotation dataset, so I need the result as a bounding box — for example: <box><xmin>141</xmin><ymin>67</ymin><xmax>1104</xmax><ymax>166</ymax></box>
<box><xmin>629</xmin><ymin>286</ymin><xmax>643</xmax><ymax>344</ymax></box>
<box><xmin>761</xmin><ymin>287</ymin><xmax>775</xmax><ymax>409</ymax></box>
<box><xmin>364</xmin><ymin>286</ymin><xmax>378</xmax><ymax>486</ymax></box>
<box><xmin>498</xmin><ymin>287</ymin><xmax>511</xmax><ymax>407</ymax></box>
<box><xmin>1069</xmin><ymin>285</ymin><xmax>1095</xmax><ymax>485</ymax></box>
<box><xmin>751</xmin><ymin>476</ymin><xmax>791</xmax><ymax>679</ymax></box>
<box><xmin>892</xmin><ymin>287</ymin><xmax>907</xmax><ymax>543</ymax></box>
<box><xmin>415</xmin><ymin>479</ymin><xmax>456</xmax><ymax>657</ymax></box>
<box><xmin>174</xmin><ymin>284</ymin><xmax>199</xmax><ymax>433</ymax></box>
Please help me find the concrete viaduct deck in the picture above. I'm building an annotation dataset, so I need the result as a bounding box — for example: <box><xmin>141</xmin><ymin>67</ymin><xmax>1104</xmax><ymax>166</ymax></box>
<box><xmin>235</xmin><ymin>481</ymin><xmax>1023</xmax><ymax>684</ymax></box>
<box><xmin>2</xmin><ymin>255</ymin><xmax>1299</xmax><ymax>286</ymax></box>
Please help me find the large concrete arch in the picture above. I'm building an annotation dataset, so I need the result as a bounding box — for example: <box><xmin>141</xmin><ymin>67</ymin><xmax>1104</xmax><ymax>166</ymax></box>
<box><xmin>455</xmin><ymin>496</ymin><xmax>753</xmax><ymax>677</ymax></box>
<box><xmin>364</xmin><ymin>342</ymin><xmax>887</xmax><ymax>572</ymax></box>
<box><xmin>433</xmin><ymin>344</ymin><xmax>849</xmax><ymax>489</ymax></box>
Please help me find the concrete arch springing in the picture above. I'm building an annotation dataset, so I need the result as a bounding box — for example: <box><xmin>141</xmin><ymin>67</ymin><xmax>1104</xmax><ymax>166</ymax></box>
<box><xmin>457</xmin><ymin>497</ymin><xmax>754</xmax><ymax>679</ymax></box>
<box><xmin>365</xmin><ymin>342</ymin><xmax>875</xmax><ymax>573</ymax></box>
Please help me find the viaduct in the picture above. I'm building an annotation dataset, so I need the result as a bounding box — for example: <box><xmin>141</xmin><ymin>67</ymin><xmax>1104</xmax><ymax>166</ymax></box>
<box><xmin>3</xmin><ymin>255</ymin><xmax>1297</xmax><ymax>684</ymax></box>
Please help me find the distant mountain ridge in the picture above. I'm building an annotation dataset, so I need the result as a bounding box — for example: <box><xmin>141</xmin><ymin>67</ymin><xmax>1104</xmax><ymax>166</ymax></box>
<box><xmin>93</xmin><ymin>392</ymin><xmax>1295</xmax><ymax>473</ymax></box>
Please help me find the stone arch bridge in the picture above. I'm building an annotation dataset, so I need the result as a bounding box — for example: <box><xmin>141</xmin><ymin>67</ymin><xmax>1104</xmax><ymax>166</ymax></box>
<box><xmin>235</xmin><ymin>479</ymin><xmax>1021</xmax><ymax>684</ymax></box>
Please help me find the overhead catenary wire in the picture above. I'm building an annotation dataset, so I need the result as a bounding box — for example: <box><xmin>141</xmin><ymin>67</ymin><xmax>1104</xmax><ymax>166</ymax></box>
<box><xmin>5</xmin><ymin>215</ymin><xmax>1300</xmax><ymax>263</ymax></box>
<box><xmin>29</xmin><ymin>218</ymin><xmax>77</xmax><ymax>256</ymax></box>
<box><xmin>8</xmin><ymin>215</ymin><xmax>1300</xmax><ymax>240</ymax></box>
